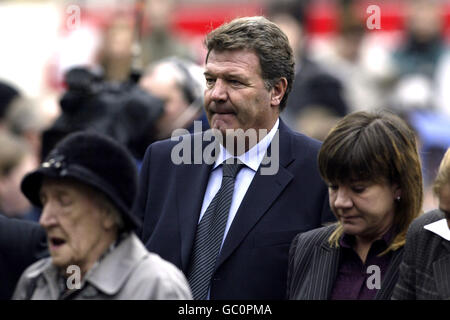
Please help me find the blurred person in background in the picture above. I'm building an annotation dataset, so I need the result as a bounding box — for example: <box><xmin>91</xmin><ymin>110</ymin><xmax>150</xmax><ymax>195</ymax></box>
<box><xmin>391</xmin><ymin>0</ymin><xmax>446</xmax><ymax>82</ymax></box>
<box><xmin>4</xmin><ymin>96</ymin><xmax>49</xmax><ymax>162</ymax></box>
<box><xmin>41</xmin><ymin>66</ymin><xmax>164</xmax><ymax>162</ymax></box>
<box><xmin>13</xmin><ymin>132</ymin><xmax>191</xmax><ymax>300</ymax></box>
<box><xmin>392</xmin><ymin>148</ymin><xmax>450</xmax><ymax>300</ymax></box>
<box><xmin>267</xmin><ymin>0</ymin><xmax>348</xmax><ymax>140</ymax></box>
<box><xmin>0</xmin><ymin>131</ymin><xmax>40</xmax><ymax>221</ymax></box>
<box><xmin>287</xmin><ymin>111</ymin><xmax>423</xmax><ymax>299</ymax></box>
<box><xmin>140</xmin><ymin>0</ymin><xmax>196</xmax><ymax>66</ymax></box>
<box><xmin>97</xmin><ymin>15</ymin><xmax>135</xmax><ymax>83</ymax></box>
<box><xmin>0</xmin><ymin>215</ymin><xmax>47</xmax><ymax>300</ymax></box>
<box><xmin>388</xmin><ymin>0</ymin><xmax>450</xmax><ymax>214</ymax></box>
<box><xmin>313</xmin><ymin>3</ymin><xmax>387</xmax><ymax>114</ymax></box>
<box><xmin>139</xmin><ymin>56</ymin><xmax>209</xmax><ymax>141</ymax></box>
<box><xmin>389</xmin><ymin>0</ymin><xmax>447</xmax><ymax>112</ymax></box>
<box><xmin>0</xmin><ymin>80</ymin><xmax>20</xmax><ymax>130</ymax></box>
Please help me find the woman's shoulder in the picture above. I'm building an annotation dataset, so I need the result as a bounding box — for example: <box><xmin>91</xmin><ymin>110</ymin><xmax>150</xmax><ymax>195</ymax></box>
<box><xmin>290</xmin><ymin>223</ymin><xmax>338</xmax><ymax>257</ymax></box>
<box><xmin>292</xmin><ymin>223</ymin><xmax>338</xmax><ymax>246</ymax></box>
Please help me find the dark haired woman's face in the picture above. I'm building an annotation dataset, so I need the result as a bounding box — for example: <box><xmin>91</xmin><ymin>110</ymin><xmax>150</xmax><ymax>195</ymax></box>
<box><xmin>328</xmin><ymin>180</ymin><xmax>401</xmax><ymax>242</ymax></box>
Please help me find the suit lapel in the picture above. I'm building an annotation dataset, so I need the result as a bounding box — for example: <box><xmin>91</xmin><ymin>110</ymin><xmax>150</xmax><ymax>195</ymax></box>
<box><xmin>433</xmin><ymin>241</ymin><xmax>450</xmax><ymax>299</ymax></box>
<box><xmin>176</xmin><ymin>132</ymin><xmax>217</xmax><ymax>272</ymax></box>
<box><xmin>375</xmin><ymin>248</ymin><xmax>403</xmax><ymax>300</ymax></box>
<box><xmin>215</xmin><ymin>121</ymin><xmax>295</xmax><ymax>269</ymax></box>
<box><xmin>305</xmin><ymin>242</ymin><xmax>340</xmax><ymax>299</ymax></box>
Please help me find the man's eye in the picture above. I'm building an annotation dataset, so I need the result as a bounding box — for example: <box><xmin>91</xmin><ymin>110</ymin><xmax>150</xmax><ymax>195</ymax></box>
<box><xmin>205</xmin><ymin>78</ymin><xmax>215</xmax><ymax>87</ymax></box>
<box><xmin>228</xmin><ymin>79</ymin><xmax>243</xmax><ymax>86</ymax></box>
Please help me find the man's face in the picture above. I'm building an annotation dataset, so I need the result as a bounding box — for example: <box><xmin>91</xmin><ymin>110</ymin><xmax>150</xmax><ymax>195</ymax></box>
<box><xmin>140</xmin><ymin>64</ymin><xmax>188</xmax><ymax>137</ymax></box>
<box><xmin>39</xmin><ymin>178</ymin><xmax>115</xmax><ymax>275</ymax></box>
<box><xmin>204</xmin><ymin>49</ymin><xmax>280</xmax><ymax>137</ymax></box>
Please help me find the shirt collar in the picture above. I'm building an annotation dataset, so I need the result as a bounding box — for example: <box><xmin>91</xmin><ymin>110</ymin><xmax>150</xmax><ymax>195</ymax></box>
<box><xmin>213</xmin><ymin>118</ymin><xmax>279</xmax><ymax>172</ymax></box>
<box><xmin>424</xmin><ymin>218</ymin><xmax>450</xmax><ymax>241</ymax></box>
<box><xmin>340</xmin><ymin>226</ymin><xmax>396</xmax><ymax>250</ymax></box>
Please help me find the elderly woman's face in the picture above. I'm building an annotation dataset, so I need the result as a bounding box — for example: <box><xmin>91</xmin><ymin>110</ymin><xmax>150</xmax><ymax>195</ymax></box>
<box><xmin>39</xmin><ymin>178</ymin><xmax>116</xmax><ymax>275</ymax></box>
<box><xmin>328</xmin><ymin>179</ymin><xmax>400</xmax><ymax>242</ymax></box>
<box><xmin>438</xmin><ymin>183</ymin><xmax>450</xmax><ymax>228</ymax></box>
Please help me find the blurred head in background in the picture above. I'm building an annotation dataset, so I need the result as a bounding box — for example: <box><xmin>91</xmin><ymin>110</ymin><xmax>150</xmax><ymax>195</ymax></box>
<box><xmin>406</xmin><ymin>0</ymin><xmax>443</xmax><ymax>44</ymax></box>
<box><xmin>433</xmin><ymin>148</ymin><xmax>450</xmax><ymax>227</ymax></box>
<box><xmin>139</xmin><ymin>57</ymin><xmax>206</xmax><ymax>139</ymax></box>
<box><xmin>0</xmin><ymin>131</ymin><xmax>38</xmax><ymax>219</ymax></box>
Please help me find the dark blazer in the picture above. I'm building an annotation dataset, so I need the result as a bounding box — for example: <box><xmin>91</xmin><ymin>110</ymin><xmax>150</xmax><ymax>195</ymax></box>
<box><xmin>392</xmin><ymin>210</ymin><xmax>450</xmax><ymax>300</ymax></box>
<box><xmin>0</xmin><ymin>215</ymin><xmax>48</xmax><ymax>299</ymax></box>
<box><xmin>133</xmin><ymin>119</ymin><xmax>335</xmax><ymax>299</ymax></box>
<box><xmin>287</xmin><ymin>224</ymin><xmax>404</xmax><ymax>300</ymax></box>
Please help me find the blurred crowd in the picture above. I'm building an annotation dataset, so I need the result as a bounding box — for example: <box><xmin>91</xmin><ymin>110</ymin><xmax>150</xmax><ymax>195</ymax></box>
<box><xmin>1</xmin><ymin>0</ymin><xmax>450</xmax><ymax>222</ymax></box>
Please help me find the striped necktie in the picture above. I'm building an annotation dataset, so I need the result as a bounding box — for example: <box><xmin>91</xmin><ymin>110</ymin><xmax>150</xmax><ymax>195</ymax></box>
<box><xmin>187</xmin><ymin>161</ymin><xmax>244</xmax><ymax>300</ymax></box>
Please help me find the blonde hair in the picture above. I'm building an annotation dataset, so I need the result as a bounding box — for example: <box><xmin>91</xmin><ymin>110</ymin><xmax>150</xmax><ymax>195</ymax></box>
<box><xmin>433</xmin><ymin>148</ymin><xmax>450</xmax><ymax>196</ymax></box>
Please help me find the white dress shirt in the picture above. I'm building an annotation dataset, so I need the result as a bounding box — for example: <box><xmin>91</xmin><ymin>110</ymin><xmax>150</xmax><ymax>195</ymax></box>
<box><xmin>198</xmin><ymin>119</ymin><xmax>280</xmax><ymax>250</ymax></box>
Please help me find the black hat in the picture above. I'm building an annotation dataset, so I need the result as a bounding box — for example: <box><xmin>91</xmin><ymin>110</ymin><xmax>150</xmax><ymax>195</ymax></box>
<box><xmin>21</xmin><ymin>131</ymin><xmax>141</xmax><ymax>230</ymax></box>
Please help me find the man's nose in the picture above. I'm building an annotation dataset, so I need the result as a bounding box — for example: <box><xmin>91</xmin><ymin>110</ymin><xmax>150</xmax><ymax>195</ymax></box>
<box><xmin>209</xmin><ymin>79</ymin><xmax>227</xmax><ymax>102</ymax></box>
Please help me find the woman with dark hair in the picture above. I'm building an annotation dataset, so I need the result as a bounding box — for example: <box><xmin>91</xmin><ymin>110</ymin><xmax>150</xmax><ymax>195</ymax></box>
<box><xmin>287</xmin><ymin>111</ymin><xmax>423</xmax><ymax>300</ymax></box>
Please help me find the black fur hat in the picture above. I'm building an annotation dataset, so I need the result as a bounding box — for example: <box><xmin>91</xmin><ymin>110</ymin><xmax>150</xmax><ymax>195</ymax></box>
<box><xmin>21</xmin><ymin>131</ymin><xmax>141</xmax><ymax>230</ymax></box>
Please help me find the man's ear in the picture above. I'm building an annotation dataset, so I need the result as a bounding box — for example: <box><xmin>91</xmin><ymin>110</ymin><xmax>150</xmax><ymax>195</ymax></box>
<box><xmin>270</xmin><ymin>77</ymin><xmax>288</xmax><ymax>108</ymax></box>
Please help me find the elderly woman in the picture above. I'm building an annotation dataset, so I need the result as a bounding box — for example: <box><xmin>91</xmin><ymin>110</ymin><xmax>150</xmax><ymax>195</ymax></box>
<box><xmin>287</xmin><ymin>111</ymin><xmax>423</xmax><ymax>300</ymax></box>
<box><xmin>13</xmin><ymin>132</ymin><xmax>191</xmax><ymax>300</ymax></box>
<box><xmin>392</xmin><ymin>148</ymin><xmax>450</xmax><ymax>299</ymax></box>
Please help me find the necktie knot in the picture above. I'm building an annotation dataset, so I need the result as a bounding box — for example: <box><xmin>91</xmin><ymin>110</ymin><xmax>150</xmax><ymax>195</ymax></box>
<box><xmin>222</xmin><ymin>161</ymin><xmax>245</xmax><ymax>178</ymax></box>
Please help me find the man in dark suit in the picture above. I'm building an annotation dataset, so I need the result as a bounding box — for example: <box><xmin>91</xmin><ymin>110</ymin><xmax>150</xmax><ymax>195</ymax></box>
<box><xmin>133</xmin><ymin>16</ymin><xmax>334</xmax><ymax>300</ymax></box>
<box><xmin>0</xmin><ymin>216</ymin><xmax>47</xmax><ymax>299</ymax></box>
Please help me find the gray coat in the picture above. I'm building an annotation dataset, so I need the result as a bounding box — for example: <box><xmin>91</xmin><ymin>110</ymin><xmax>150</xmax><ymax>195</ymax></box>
<box><xmin>13</xmin><ymin>233</ymin><xmax>192</xmax><ymax>300</ymax></box>
<box><xmin>392</xmin><ymin>210</ymin><xmax>450</xmax><ymax>300</ymax></box>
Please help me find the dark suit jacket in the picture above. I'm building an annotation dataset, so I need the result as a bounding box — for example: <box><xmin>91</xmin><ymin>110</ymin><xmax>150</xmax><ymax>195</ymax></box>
<box><xmin>392</xmin><ymin>210</ymin><xmax>450</xmax><ymax>300</ymax></box>
<box><xmin>133</xmin><ymin>119</ymin><xmax>335</xmax><ymax>299</ymax></box>
<box><xmin>0</xmin><ymin>215</ymin><xmax>48</xmax><ymax>299</ymax></box>
<box><xmin>287</xmin><ymin>224</ymin><xmax>404</xmax><ymax>300</ymax></box>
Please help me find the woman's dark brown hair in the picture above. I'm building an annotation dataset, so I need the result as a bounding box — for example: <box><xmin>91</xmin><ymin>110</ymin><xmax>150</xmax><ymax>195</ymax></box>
<box><xmin>318</xmin><ymin>111</ymin><xmax>423</xmax><ymax>253</ymax></box>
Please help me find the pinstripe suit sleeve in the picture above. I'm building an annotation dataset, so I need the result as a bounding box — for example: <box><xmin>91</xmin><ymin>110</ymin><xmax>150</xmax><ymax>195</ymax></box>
<box><xmin>287</xmin><ymin>226</ymin><xmax>337</xmax><ymax>299</ymax></box>
<box><xmin>287</xmin><ymin>233</ymin><xmax>301</xmax><ymax>299</ymax></box>
<box><xmin>391</xmin><ymin>210</ymin><xmax>446</xmax><ymax>300</ymax></box>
